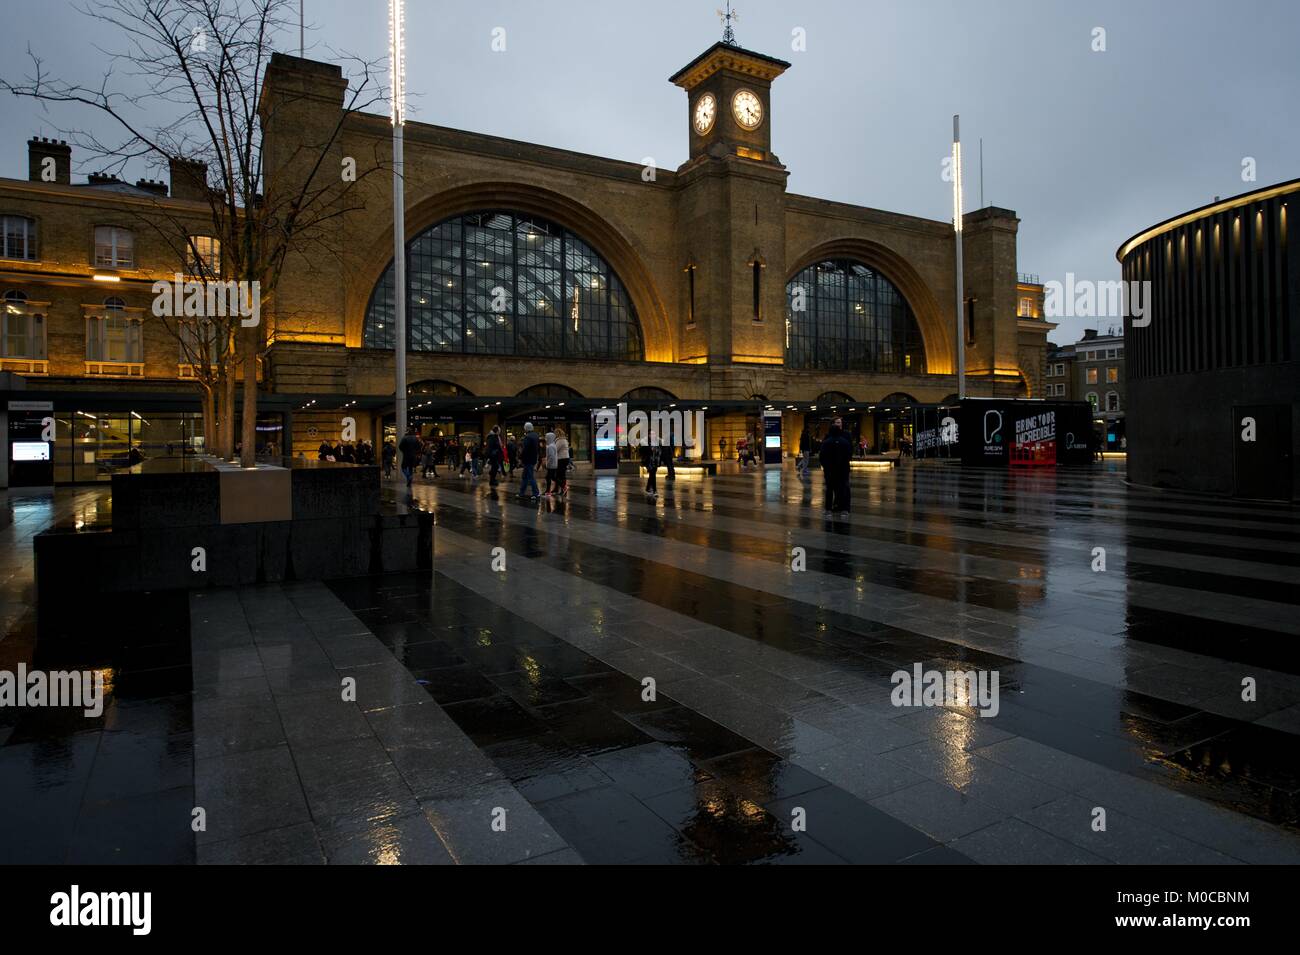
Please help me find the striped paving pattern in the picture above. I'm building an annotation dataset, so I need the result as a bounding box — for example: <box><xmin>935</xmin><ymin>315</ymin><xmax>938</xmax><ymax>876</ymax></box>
<box><xmin>326</xmin><ymin>460</ymin><xmax>1300</xmax><ymax>863</ymax></box>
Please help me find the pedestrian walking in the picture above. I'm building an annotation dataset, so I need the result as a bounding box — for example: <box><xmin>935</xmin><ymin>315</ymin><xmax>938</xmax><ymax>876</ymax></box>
<box><xmin>641</xmin><ymin>441</ymin><xmax>659</xmax><ymax>497</ymax></box>
<box><xmin>517</xmin><ymin>421</ymin><xmax>540</xmax><ymax>501</ymax></box>
<box><xmin>543</xmin><ymin>430</ymin><xmax>559</xmax><ymax>496</ymax></box>
<box><xmin>486</xmin><ymin>426</ymin><xmax>503</xmax><ymax>487</ymax></box>
<box><xmin>398</xmin><ymin>426</ymin><xmax>422</xmax><ymax>491</ymax></box>
<box><xmin>554</xmin><ymin>427</ymin><xmax>570</xmax><ymax>498</ymax></box>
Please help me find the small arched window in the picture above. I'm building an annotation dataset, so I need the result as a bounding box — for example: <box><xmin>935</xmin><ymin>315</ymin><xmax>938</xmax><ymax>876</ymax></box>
<box><xmin>516</xmin><ymin>383</ymin><xmax>583</xmax><ymax>399</ymax></box>
<box><xmin>622</xmin><ymin>387</ymin><xmax>677</xmax><ymax>401</ymax></box>
<box><xmin>1105</xmin><ymin>391</ymin><xmax>1120</xmax><ymax>413</ymax></box>
<box><xmin>1086</xmin><ymin>392</ymin><xmax>1099</xmax><ymax>411</ymax></box>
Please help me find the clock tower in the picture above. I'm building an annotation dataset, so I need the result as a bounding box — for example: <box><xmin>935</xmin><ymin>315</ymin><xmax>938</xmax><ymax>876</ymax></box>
<box><xmin>670</xmin><ymin>41</ymin><xmax>789</xmax><ymax>166</ymax></box>
<box><xmin>670</xmin><ymin>37</ymin><xmax>792</xmax><ymax>395</ymax></box>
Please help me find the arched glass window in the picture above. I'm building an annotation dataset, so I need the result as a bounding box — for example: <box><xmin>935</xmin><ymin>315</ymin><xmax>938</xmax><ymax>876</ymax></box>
<box><xmin>1105</xmin><ymin>391</ymin><xmax>1120</xmax><ymax>413</ymax></box>
<box><xmin>622</xmin><ymin>386</ymin><xmax>677</xmax><ymax>401</ymax></box>
<box><xmin>410</xmin><ymin>379</ymin><xmax>473</xmax><ymax>397</ymax></box>
<box><xmin>879</xmin><ymin>392</ymin><xmax>918</xmax><ymax>406</ymax></box>
<box><xmin>786</xmin><ymin>260</ymin><xmax>925</xmax><ymax>374</ymax></box>
<box><xmin>516</xmin><ymin>383</ymin><xmax>583</xmax><ymax>399</ymax></box>
<box><xmin>815</xmin><ymin>391</ymin><xmax>855</xmax><ymax>405</ymax></box>
<box><xmin>365</xmin><ymin>211</ymin><xmax>643</xmax><ymax>361</ymax></box>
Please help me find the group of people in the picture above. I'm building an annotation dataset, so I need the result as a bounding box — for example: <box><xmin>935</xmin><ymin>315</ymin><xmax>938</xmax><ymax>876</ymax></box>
<box><xmin>389</xmin><ymin>422</ymin><xmax>574</xmax><ymax>501</ymax></box>
<box><xmin>318</xmin><ymin>438</ymin><xmax>377</xmax><ymax>464</ymax></box>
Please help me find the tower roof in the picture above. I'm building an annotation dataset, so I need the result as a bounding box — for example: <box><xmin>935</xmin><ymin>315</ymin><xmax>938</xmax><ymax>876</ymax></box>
<box><xmin>669</xmin><ymin>42</ymin><xmax>791</xmax><ymax>90</ymax></box>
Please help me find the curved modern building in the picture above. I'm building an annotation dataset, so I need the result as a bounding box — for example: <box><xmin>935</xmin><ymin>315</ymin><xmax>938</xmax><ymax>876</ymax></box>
<box><xmin>1118</xmin><ymin>178</ymin><xmax>1299</xmax><ymax>499</ymax></box>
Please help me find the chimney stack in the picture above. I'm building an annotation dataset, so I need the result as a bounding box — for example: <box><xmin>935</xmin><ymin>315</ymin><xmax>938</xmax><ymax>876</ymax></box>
<box><xmin>28</xmin><ymin>137</ymin><xmax>71</xmax><ymax>185</ymax></box>
<box><xmin>135</xmin><ymin>178</ymin><xmax>169</xmax><ymax>197</ymax></box>
<box><xmin>87</xmin><ymin>172</ymin><xmax>123</xmax><ymax>186</ymax></box>
<box><xmin>168</xmin><ymin>157</ymin><xmax>209</xmax><ymax>201</ymax></box>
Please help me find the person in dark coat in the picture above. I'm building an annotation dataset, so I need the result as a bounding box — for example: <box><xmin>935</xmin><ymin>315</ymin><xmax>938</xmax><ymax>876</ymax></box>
<box><xmin>819</xmin><ymin>416</ymin><xmax>852</xmax><ymax>517</ymax></box>
<box><xmin>485</xmin><ymin>426</ymin><xmax>503</xmax><ymax>487</ymax></box>
<box><xmin>398</xmin><ymin>427</ymin><xmax>423</xmax><ymax>489</ymax></box>
<box><xmin>640</xmin><ymin>441</ymin><xmax>660</xmax><ymax>497</ymax></box>
<box><xmin>517</xmin><ymin>422</ymin><xmax>540</xmax><ymax>500</ymax></box>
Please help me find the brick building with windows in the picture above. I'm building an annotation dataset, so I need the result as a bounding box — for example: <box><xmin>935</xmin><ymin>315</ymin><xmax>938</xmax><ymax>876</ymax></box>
<box><xmin>2</xmin><ymin>41</ymin><xmax>1052</xmax><ymax>482</ymax></box>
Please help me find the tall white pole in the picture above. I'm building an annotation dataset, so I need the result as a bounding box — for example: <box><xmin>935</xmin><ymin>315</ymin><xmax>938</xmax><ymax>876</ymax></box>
<box><xmin>390</xmin><ymin>0</ymin><xmax>407</xmax><ymax>440</ymax></box>
<box><xmin>952</xmin><ymin>115</ymin><xmax>966</xmax><ymax>400</ymax></box>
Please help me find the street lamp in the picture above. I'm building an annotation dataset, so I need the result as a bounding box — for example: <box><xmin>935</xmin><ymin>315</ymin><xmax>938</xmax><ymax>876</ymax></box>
<box><xmin>390</xmin><ymin>0</ymin><xmax>407</xmax><ymax>440</ymax></box>
<box><xmin>952</xmin><ymin>114</ymin><xmax>965</xmax><ymax>400</ymax></box>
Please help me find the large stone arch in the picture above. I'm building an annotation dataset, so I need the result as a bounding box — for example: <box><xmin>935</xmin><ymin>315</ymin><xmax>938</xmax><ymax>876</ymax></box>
<box><xmin>785</xmin><ymin>238</ymin><xmax>953</xmax><ymax>375</ymax></box>
<box><xmin>349</xmin><ymin>181</ymin><xmax>673</xmax><ymax>362</ymax></box>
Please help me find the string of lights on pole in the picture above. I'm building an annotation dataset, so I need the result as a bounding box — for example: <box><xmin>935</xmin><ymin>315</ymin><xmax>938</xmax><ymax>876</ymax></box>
<box><xmin>952</xmin><ymin>114</ymin><xmax>965</xmax><ymax>401</ymax></box>
<box><xmin>389</xmin><ymin>0</ymin><xmax>408</xmax><ymax>439</ymax></box>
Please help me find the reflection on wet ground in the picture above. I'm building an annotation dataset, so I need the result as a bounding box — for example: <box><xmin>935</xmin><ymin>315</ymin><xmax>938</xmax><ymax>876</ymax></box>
<box><xmin>3</xmin><ymin>459</ymin><xmax>1299</xmax><ymax>863</ymax></box>
<box><xmin>0</xmin><ymin>489</ymin><xmax>193</xmax><ymax>863</ymax></box>
<box><xmin>331</xmin><ymin>461</ymin><xmax>1299</xmax><ymax>863</ymax></box>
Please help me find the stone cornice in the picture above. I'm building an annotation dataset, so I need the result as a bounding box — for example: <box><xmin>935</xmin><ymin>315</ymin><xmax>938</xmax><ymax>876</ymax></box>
<box><xmin>668</xmin><ymin>43</ymin><xmax>791</xmax><ymax>90</ymax></box>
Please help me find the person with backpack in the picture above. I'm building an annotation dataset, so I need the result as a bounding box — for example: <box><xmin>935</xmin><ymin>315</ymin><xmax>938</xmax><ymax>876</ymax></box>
<box><xmin>517</xmin><ymin>421</ymin><xmax>540</xmax><ymax>501</ymax></box>
<box><xmin>381</xmin><ymin>440</ymin><xmax>396</xmax><ymax>477</ymax></box>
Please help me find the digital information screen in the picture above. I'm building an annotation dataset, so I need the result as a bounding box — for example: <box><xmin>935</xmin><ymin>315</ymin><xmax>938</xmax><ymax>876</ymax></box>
<box><xmin>12</xmin><ymin>441</ymin><xmax>50</xmax><ymax>462</ymax></box>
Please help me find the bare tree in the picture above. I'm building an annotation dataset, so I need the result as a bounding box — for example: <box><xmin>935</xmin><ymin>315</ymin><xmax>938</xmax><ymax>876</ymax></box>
<box><xmin>4</xmin><ymin>0</ymin><xmax>388</xmax><ymax>466</ymax></box>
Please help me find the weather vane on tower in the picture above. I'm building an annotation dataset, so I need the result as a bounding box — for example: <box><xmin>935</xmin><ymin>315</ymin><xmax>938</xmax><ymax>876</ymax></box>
<box><xmin>717</xmin><ymin>2</ymin><xmax>739</xmax><ymax>46</ymax></box>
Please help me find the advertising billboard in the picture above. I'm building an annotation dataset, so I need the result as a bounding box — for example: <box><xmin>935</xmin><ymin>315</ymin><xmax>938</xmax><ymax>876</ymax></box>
<box><xmin>958</xmin><ymin>399</ymin><xmax>1094</xmax><ymax>467</ymax></box>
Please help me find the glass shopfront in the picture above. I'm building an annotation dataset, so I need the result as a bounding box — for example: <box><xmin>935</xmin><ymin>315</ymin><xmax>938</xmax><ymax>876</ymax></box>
<box><xmin>53</xmin><ymin>410</ymin><xmax>203</xmax><ymax>483</ymax></box>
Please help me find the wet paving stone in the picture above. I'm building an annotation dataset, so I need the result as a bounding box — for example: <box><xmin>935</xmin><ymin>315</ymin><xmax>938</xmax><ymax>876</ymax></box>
<box><xmin>7</xmin><ymin>460</ymin><xmax>1300</xmax><ymax>864</ymax></box>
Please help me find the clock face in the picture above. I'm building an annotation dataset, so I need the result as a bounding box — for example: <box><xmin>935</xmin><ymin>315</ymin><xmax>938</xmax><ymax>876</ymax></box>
<box><xmin>693</xmin><ymin>93</ymin><xmax>716</xmax><ymax>135</ymax></box>
<box><xmin>732</xmin><ymin>89</ymin><xmax>763</xmax><ymax>130</ymax></box>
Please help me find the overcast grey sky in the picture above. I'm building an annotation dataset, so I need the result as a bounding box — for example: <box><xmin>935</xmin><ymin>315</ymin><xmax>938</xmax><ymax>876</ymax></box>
<box><xmin>3</xmin><ymin>0</ymin><xmax>1297</xmax><ymax>345</ymax></box>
